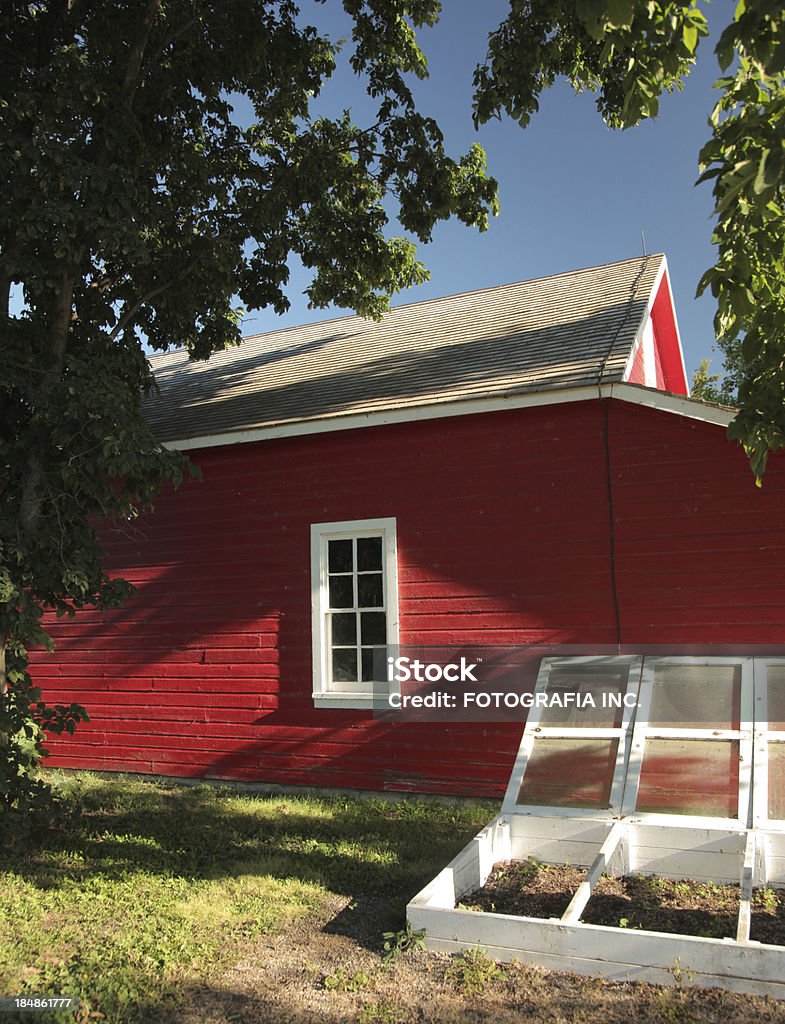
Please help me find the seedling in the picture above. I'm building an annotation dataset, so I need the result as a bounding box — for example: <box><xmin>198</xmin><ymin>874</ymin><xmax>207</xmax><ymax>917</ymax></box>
<box><xmin>381</xmin><ymin>922</ymin><xmax>426</xmax><ymax>962</ymax></box>
<box><xmin>444</xmin><ymin>947</ymin><xmax>502</xmax><ymax>995</ymax></box>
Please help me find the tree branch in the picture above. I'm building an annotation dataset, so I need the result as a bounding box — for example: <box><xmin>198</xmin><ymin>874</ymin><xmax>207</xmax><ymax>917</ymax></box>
<box><xmin>143</xmin><ymin>1</ymin><xmax>240</xmax><ymax>81</ymax></box>
<box><xmin>108</xmin><ymin>259</ymin><xmax>198</xmax><ymax>342</ymax></box>
<box><xmin>121</xmin><ymin>0</ymin><xmax>164</xmax><ymax>111</ymax></box>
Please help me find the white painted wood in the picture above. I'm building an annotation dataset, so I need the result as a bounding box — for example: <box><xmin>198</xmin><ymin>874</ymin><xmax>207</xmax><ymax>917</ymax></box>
<box><xmin>509</xmin><ymin>816</ymin><xmax>614</xmax><ymax>867</ymax></box>
<box><xmin>414</xmin><ymin>934</ymin><xmax>785</xmax><ymax>1000</ymax></box>
<box><xmin>408</xmin><ymin>867</ymin><xmax>456</xmax><ymax>910</ymax></box>
<box><xmin>561</xmin><ymin>822</ymin><xmax>625</xmax><ymax>924</ymax></box>
<box><xmin>624</xmin><ymin>823</ymin><xmax>746</xmax><ymax>882</ymax></box>
<box><xmin>626</xmin><ymin>824</ymin><xmax>747</xmax><ymax>852</ymax></box>
<box><xmin>737</xmin><ymin>831</ymin><xmax>756</xmax><ymax>943</ymax></box>
<box><xmin>759</xmin><ymin>832</ymin><xmax>785</xmax><ymax>885</ymax></box>
<box><xmin>408</xmin><ymin>905</ymin><xmax>785</xmax><ymax>978</ymax></box>
<box><xmin>642</xmin><ymin>317</ymin><xmax>657</xmax><ymax>387</ymax></box>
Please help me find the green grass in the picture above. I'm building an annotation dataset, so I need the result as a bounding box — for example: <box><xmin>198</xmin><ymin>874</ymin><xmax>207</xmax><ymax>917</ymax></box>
<box><xmin>0</xmin><ymin>772</ymin><xmax>493</xmax><ymax>1023</ymax></box>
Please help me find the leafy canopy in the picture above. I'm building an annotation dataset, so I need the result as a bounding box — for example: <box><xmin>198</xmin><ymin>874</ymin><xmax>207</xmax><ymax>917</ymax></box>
<box><xmin>0</xmin><ymin>0</ymin><xmax>498</xmax><ymax>831</ymax></box>
<box><xmin>471</xmin><ymin>0</ymin><xmax>785</xmax><ymax>482</ymax></box>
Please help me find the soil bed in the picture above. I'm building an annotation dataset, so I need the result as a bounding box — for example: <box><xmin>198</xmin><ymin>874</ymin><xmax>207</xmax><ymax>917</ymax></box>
<box><xmin>582</xmin><ymin>874</ymin><xmax>739</xmax><ymax>939</ymax></box>
<box><xmin>464</xmin><ymin>860</ymin><xmax>785</xmax><ymax>944</ymax></box>
<box><xmin>463</xmin><ymin>859</ymin><xmax>586</xmax><ymax>919</ymax></box>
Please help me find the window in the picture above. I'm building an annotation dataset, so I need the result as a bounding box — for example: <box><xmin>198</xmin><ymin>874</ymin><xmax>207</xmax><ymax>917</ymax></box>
<box><xmin>311</xmin><ymin>518</ymin><xmax>399</xmax><ymax>709</ymax></box>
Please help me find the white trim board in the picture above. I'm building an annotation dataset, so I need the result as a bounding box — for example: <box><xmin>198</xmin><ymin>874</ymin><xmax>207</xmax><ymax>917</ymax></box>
<box><xmin>163</xmin><ymin>382</ymin><xmax>736</xmax><ymax>452</ymax></box>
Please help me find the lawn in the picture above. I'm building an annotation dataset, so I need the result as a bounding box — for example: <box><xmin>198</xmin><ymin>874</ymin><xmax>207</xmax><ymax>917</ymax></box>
<box><xmin>2</xmin><ymin>773</ymin><xmax>785</xmax><ymax>1024</ymax></box>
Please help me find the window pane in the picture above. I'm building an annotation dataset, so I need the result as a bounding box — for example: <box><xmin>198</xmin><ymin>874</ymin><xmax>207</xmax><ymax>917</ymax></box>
<box><xmin>332</xmin><ymin>648</ymin><xmax>358</xmax><ymax>683</ymax></box>
<box><xmin>328</xmin><ymin>539</ymin><xmax>353</xmax><ymax>572</ymax></box>
<box><xmin>517</xmin><ymin>739</ymin><xmax>619</xmax><ymax>808</ymax></box>
<box><xmin>767</xmin><ymin>666</ymin><xmax>785</xmax><ymax>731</ymax></box>
<box><xmin>357</xmin><ymin>536</ymin><xmax>383</xmax><ymax>571</ymax></box>
<box><xmin>768</xmin><ymin>743</ymin><xmax>785</xmax><ymax>819</ymax></box>
<box><xmin>636</xmin><ymin>739</ymin><xmax>740</xmax><ymax>817</ymax></box>
<box><xmin>361</xmin><ymin>612</ymin><xmax>386</xmax><ymax>645</ymax></box>
<box><xmin>328</xmin><ymin>575</ymin><xmax>354</xmax><ymax>609</ymax></box>
<box><xmin>361</xmin><ymin>648</ymin><xmax>385</xmax><ymax>682</ymax></box>
<box><xmin>537</xmin><ymin>663</ymin><xmax>629</xmax><ymax>729</ymax></box>
<box><xmin>331</xmin><ymin>613</ymin><xmax>357</xmax><ymax>646</ymax></box>
<box><xmin>358</xmin><ymin>573</ymin><xmax>383</xmax><ymax>607</ymax></box>
<box><xmin>648</xmin><ymin>664</ymin><xmax>741</xmax><ymax>729</ymax></box>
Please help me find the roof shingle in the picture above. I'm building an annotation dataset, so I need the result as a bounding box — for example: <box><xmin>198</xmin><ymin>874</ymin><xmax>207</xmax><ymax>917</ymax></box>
<box><xmin>145</xmin><ymin>253</ymin><xmax>664</xmax><ymax>444</ymax></box>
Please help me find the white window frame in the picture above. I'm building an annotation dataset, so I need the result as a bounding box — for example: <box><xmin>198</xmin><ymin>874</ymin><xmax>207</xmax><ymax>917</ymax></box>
<box><xmin>752</xmin><ymin>658</ymin><xmax>785</xmax><ymax>830</ymax></box>
<box><xmin>311</xmin><ymin>517</ymin><xmax>399</xmax><ymax>710</ymax></box>
<box><xmin>621</xmin><ymin>656</ymin><xmax>754</xmax><ymax>829</ymax></box>
<box><xmin>502</xmin><ymin>656</ymin><xmax>643</xmax><ymax>817</ymax></box>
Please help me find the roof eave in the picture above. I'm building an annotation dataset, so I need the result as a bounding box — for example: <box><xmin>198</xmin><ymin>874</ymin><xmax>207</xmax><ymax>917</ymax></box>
<box><xmin>160</xmin><ymin>381</ymin><xmax>735</xmax><ymax>452</ymax></box>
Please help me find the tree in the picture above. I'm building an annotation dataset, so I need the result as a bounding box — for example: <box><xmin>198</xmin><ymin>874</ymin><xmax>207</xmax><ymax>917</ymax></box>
<box><xmin>471</xmin><ymin>0</ymin><xmax>784</xmax><ymax>482</ymax></box>
<box><xmin>0</xmin><ymin>0</ymin><xmax>498</xmax><ymax>831</ymax></box>
<box><xmin>690</xmin><ymin>357</ymin><xmax>732</xmax><ymax>404</ymax></box>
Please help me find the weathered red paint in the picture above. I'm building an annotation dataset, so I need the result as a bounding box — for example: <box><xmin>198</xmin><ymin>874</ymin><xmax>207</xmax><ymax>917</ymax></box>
<box><xmin>650</xmin><ymin>272</ymin><xmax>688</xmax><ymax>394</ymax></box>
<box><xmin>30</xmin><ymin>398</ymin><xmax>785</xmax><ymax>797</ymax></box>
<box><xmin>628</xmin><ymin>342</ymin><xmax>646</xmax><ymax>387</ymax></box>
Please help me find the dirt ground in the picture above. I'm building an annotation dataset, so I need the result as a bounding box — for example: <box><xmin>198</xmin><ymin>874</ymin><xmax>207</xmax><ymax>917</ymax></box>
<box><xmin>168</xmin><ymin>890</ymin><xmax>785</xmax><ymax>1024</ymax></box>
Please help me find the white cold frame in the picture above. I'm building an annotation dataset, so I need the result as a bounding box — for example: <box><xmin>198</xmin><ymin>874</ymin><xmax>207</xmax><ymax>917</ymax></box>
<box><xmin>310</xmin><ymin>517</ymin><xmax>399</xmax><ymax>710</ymax></box>
<box><xmin>501</xmin><ymin>656</ymin><xmax>643</xmax><ymax>818</ymax></box>
<box><xmin>409</xmin><ymin>654</ymin><xmax>785</xmax><ymax>999</ymax></box>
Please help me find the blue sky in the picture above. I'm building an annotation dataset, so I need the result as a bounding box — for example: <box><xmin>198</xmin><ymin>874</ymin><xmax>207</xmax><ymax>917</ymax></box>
<box><xmin>241</xmin><ymin>0</ymin><xmax>733</xmax><ymax>383</ymax></box>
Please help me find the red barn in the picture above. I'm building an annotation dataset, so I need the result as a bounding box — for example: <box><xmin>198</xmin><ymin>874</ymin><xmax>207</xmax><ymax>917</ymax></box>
<box><xmin>33</xmin><ymin>254</ymin><xmax>785</xmax><ymax>797</ymax></box>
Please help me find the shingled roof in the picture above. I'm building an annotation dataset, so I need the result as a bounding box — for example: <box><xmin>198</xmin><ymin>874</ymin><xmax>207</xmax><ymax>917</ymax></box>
<box><xmin>146</xmin><ymin>253</ymin><xmax>666</xmax><ymax>445</ymax></box>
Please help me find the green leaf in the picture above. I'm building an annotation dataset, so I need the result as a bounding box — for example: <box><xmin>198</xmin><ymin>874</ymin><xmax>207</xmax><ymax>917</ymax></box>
<box><xmin>754</xmin><ymin>149</ymin><xmax>772</xmax><ymax>194</ymax></box>
<box><xmin>741</xmin><ymin>330</ymin><xmax>763</xmax><ymax>363</ymax></box>
<box><xmin>604</xmin><ymin>0</ymin><xmax>636</xmax><ymax>28</ymax></box>
<box><xmin>715</xmin><ymin>25</ymin><xmax>736</xmax><ymax>71</ymax></box>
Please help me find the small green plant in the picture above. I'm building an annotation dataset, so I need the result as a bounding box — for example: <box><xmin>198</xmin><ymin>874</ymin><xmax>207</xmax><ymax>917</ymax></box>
<box><xmin>444</xmin><ymin>947</ymin><xmax>503</xmax><ymax>995</ymax></box>
<box><xmin>322</xmin><ymin>967</ymin><xmax>373</xmax><ymax>992</ymax></box>
<box><xmin>359</xmin><ymin>998</ymin><xmax>410</xmax><ymax>1023</ymax></box>
<box><xmin>617</xmin><ymin>916</ymin><xmax>643</xmax><ymax>930</ymax></box>
<box><xmin>669</xmin><ymin>956</ymin><xmax>696</xmax><ymax>987</ymax></box>
<box><xmin>754</xmin><ymin>887</ymin><xmax>778</xmax><ymax>914</ymax></box>
<box><xmin>381</xmin><ymin>922</ymin><xmax>426</xmax><ymax>962</ymax></box>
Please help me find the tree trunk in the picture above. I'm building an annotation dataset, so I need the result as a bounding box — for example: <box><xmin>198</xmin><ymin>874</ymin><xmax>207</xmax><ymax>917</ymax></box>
<box><xmin>0</xmin><ymin>636</ymin><xmax>7</xmax><ymax>751</ymax></box>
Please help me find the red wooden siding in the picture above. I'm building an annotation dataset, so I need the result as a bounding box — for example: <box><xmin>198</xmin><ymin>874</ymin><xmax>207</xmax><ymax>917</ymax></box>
<box><xmin>628</xmin><ymin>342</ymin><xmax>646</xmax><ymax>387</ymax></box>
<box><xmin>650</xmin><ymin>272</ymin><xmax>688</xmax><ymax>394</ymax></box>
<box><xmin>31</xmin><ymin>398</ymin><xmax>785</xmax><ymax>796</ymax></box>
